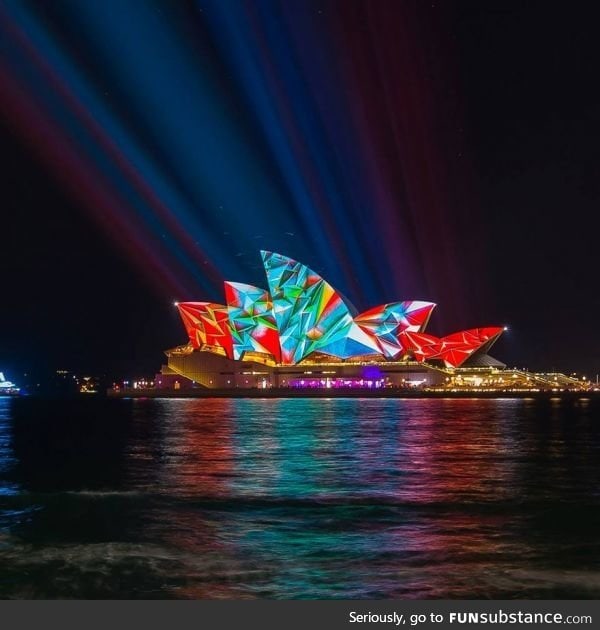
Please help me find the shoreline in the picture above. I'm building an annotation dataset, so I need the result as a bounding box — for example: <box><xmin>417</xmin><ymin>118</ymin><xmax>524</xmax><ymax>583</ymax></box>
<box><xmin>106</xmin><ymin>388</ymin><xmax>599</xmax><ymax>400</ymax></box>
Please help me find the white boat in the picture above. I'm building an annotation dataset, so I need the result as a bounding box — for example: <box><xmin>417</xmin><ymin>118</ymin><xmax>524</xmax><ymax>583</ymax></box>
<box><xmin>0</xmin><ymin>372</ymin><xmax>20</xmax><ymax>396</ymax></box>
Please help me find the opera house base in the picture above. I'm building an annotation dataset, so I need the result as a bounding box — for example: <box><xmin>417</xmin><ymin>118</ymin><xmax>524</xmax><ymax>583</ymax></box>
<box><xmin>159</xmin><ymin>346</ymin><xmax>448</xmax><ymax>390</ymax></box>
<box><xmin>107</xmin><ymin>347</ymin><xmax>595</xmax><ymax>398</ymax></box>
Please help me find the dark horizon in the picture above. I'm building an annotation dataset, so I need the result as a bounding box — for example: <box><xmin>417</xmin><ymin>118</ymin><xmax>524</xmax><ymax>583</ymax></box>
<box><xmin>1</xmin><ymin>0</ymin><xmax>599</xmax><ymax>381</ymax></box>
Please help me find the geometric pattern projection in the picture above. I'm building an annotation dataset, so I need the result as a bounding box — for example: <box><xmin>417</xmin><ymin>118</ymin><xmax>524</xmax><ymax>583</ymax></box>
<box><xmin>399</xmin><ymin>327</ymin><xmax>504</xmax><ymax>368</ymax></box>
<box><xmin>175</xmin><ymin>252</ymin><xmax>502</xmax><ymax>367</ymax></box>
<box><xmin>396</xmin><ymin>331</ymin><xmax>444</xmax><ymax>363</ymax></box>
<box><xmin>176</xmin><ymin>302</ymin><xmax>233</xmax><ymax>358</ymax></box>
<box><xmin>224</xmin><ymin>281</ymin><xmax>281</xmax><ymax>362</ymax></box>
<box><xmin>261</xmin><ymin>251</ymin><xmax>380</xmax><ymax>364</ymax></box>
<box><xmin>354</xmin><ymin>301</ymin><xmax>436</xmax><ymax>358</ymax></box>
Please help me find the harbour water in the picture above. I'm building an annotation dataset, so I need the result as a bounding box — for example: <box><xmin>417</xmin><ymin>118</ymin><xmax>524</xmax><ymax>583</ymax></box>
<box><xmin>0</xmin><ymin>396</ymin><xmax>599</xmax><ymax>599</ymax></box>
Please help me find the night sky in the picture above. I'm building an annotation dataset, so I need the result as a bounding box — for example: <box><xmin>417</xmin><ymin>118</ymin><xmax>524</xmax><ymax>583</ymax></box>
<box><xmin>0</xmin><ymin>0</ymin><xmax>598</xmax><ymax>380</ymax></box>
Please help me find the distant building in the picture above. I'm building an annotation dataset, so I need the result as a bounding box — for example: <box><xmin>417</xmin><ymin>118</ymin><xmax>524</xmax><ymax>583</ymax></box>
<box><xmin>0</xmin><ymin>372</ymin><xmax>19</xmax><ymax>395</ymax></box>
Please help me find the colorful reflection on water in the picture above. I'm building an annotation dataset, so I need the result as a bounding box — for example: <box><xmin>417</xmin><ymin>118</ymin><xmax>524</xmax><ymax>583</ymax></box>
<box><xmin>0</xmin><ymin>396</ymin><xmax>599</xmax><ymax>598</ymax></box>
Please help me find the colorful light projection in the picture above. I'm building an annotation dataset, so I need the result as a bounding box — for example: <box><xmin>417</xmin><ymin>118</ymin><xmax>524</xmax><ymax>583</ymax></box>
<box><xmin>399</xmin><ymin>327</ymin><xmax>504</xmax><ymax>368</ymax></box>
<box><xmin>261</xmin><ymin>251</ymin><xmax>380</xmax><ymax>364</ymax></box>
<box><xmin>176</xmin><ymin>302</ymin><xmax>233</xmax><ymax>358</ymax></box>
<box><xmin>224</xmin><ymin>281</ymin><xmax>281</xmax><ymax>362</ymax></box>
<box><xmin>176</xmin><ymin>252</ymin><xmax>502</xmax><ymax>368</ymax></box>
<box><xmin>354</xmin><ymin>301</ymin><xmax>436</xmax><ymax>358</ymax></box>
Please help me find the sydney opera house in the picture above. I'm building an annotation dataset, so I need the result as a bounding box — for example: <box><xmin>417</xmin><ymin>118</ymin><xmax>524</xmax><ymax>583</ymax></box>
<box><xmin>156</xmin><ymin>251</ymin><xmax>513</xmax><ymax>391</ymax></box>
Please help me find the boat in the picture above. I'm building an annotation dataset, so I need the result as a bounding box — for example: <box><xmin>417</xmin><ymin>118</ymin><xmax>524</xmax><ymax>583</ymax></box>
<box><xmin>0</xmin><ymin>372</ymin><xmax>20</xmax><ymax>396</ymax></box>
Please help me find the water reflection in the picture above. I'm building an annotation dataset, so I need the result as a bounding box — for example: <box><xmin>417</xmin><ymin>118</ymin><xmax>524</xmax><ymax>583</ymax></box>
<box><xmin>148</xmin><ymin>398</ymin><xmax>522</xmax><ymax>504</ymax></box>
<box><xmin>0</xmin><ymin>398</ymin><xmax>19</xmax><ymax>497</ymax></box>
<box><xmin>0</xmin><ymin>396</ymin><xmax>599</xmax><ymax>598</ymax></box>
